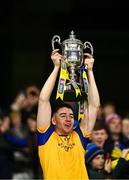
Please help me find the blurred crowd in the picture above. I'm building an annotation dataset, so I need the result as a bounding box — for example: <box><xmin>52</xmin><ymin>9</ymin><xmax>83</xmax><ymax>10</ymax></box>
<box><xmin>0</xmin><ymin>85</ymin><xmax>129</xmax><ymax>179</ymax></box>
<box><xmin>0</xmin><ymin>85</ymin><xmax>42</xmax><ymax>179</ymax></box>
<box><xmin>86</xmin><ymin>102</ymin><xmax>129</xmax><ymax>179</ymax></box>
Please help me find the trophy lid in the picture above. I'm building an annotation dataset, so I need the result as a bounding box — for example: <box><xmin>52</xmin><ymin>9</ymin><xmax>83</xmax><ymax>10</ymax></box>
<box><xmin>61</xmin><ymin>31</ymin><xmax>83</xmax><ymax>46</ymax></box>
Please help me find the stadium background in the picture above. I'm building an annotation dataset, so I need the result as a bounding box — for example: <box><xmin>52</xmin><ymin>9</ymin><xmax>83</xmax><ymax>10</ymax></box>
<box><xmin>1</xmin><ymin>0</ymin><xmax>129</xmax><ymax>115</ymax></box>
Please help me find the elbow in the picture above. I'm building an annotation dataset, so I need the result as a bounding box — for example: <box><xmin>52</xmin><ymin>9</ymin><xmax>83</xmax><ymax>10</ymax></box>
<box><xmin>92</xmin><ymin>101</ymin><xmax>101</xmax><ymax>109</ymax></box>
<box><xmin>39</xmin><ymin>92</ymin><xmax>49</xmax><ymax>103</ymax></box>
<box><xmin>88</xmin><ymin>95</ymin><xmax>100</xmax><ymax>109</ymax></box>
<box><xmin>96</xmin><ymin>101</ymin><xmax>101</xmax><ymax>109</ymax></box>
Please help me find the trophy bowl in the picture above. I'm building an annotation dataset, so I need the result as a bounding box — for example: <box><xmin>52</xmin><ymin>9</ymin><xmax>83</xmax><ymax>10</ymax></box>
<box><xmin>52</xmin><ymin>31</ymin><xmax>93</xmax><ymax>101</ymax></box>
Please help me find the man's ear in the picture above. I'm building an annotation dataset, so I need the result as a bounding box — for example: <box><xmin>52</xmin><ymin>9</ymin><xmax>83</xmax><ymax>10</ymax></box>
<box><xmin>52</xmin><ymin>116</ymin><xmax>56</xmax><ymax>125</ymax></box>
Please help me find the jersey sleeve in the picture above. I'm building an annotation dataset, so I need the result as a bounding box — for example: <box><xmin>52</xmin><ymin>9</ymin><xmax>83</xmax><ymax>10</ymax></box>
<box><xmin>37</xmin><ymin>122</ymin><xmax>55</xmax><ymax>146</ymax></box>
<box><xmin>74</xmin><ymin>124</ymin><xmax>91</xmax><ymax>150</ymax></box>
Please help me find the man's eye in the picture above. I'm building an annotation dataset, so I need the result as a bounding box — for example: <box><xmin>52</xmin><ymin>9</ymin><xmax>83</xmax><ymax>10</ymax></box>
<box><xmin>61</xmin><ymin>115</ymin><xmax>66</xmax><ymax>118</ymax></box>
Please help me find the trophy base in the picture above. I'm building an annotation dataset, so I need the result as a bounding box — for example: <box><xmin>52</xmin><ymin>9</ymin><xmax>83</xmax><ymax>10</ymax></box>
<box><xmin>63</xmin><ymin>90</ymin><xmax>87</xmax><ymax>102</ymax></box>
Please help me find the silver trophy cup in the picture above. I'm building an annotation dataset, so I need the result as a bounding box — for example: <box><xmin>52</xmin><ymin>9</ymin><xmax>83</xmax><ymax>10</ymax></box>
<box><xmin>52</xmin><ymin>31</ymin><xmax>93</xmax><ymax>101</ymax></box>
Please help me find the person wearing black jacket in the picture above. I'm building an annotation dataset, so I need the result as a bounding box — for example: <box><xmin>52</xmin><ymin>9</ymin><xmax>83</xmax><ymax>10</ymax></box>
<box><xmin>0</xmin><ymin>114</ymin><xmax>14</xmax><ymax>179</ymax></box>
<box><xmin>86</xmin><ymin>143</ymin><xmax>112</xmax><ymax>179</ymax></box>
<box><xmin>112</xmin><ymin>149</ymin><xmax>129</xmax><ymax>179</ymax></box>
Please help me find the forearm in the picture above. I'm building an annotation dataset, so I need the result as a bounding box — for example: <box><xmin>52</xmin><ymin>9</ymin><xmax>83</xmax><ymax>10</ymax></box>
<box><xmin>81</xmin><ymin>69</ymin><xmax>100</xmax><ymax>133</ymax></box>
<box><xmin>39</xmin><ymin>66</ymin><xmax>60</xmax><ymax>101</ymax></box>
<box><xmin>87</xmin><ymin>69</ymin><xmax>100</xmax><ymax>107</ymax></box>
<box><xmin>81</xmin><ymin>55</ymin><xmax>100</xmax><ymax>133</ymax></box>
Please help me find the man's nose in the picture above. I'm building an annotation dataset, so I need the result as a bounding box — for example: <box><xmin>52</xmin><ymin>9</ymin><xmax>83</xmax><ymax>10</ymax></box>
<box><xmin>66</xmin><ymin>116</ymin><xmax>71</xmax><ymax>121</ymax></box>
<box><xmin>98</xmin><ymin>135</ymin><xmax>102</xmax><ymax>139</ymax></box>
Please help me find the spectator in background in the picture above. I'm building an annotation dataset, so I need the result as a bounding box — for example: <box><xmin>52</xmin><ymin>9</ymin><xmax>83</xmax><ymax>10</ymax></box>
<box><xmin>23</xmin><ymin>85</ymin><xmax>40</xmax><ymax>113</ymax></box>
<box><xmin>0</xmin><ymin>113</ymin><xmax>14</xmax><ymax>179</ymax></box>
<box><xmin>9</xmin><ymin>110</ymin><xmax>28</xmax><ymax>140</ymax></box>
<box><xmin>122</xmin><ymin>114</ymin><xmax>129</xmax><ymax>148</ymax></box>
<box><xmin>11</xmin><ymin>85</ymin><xmax>40</xmax><ymax>124</ymax></box>
<box><xmin>6</xmin><ymin>110</ymin><xmax>29</xmax><ymax>178</ymax></box>
<box><xmin>86</xmin><ymin>143</ymin><xmax>112</xmax><ymax>179</ymax></box>
<box><xmin>112</xmin><ymin>148</ymin><xmax>129</xmax><ymax>179</ymax></box>
<box><xmin>122</xmin><ymin>114</ymin><xmax>129</xmax><ymax>139</ymax></box>
<box><xmin>105</xmin><ymin>113</ymin><xmax>122</xmax><ymax>144</ymax></box>
<box><xmin>91</xmin><ymin>121</ymin><xmax>108</xmax><ymax>149</ymax></box>
<box><xmin>27</xmin><ymin>114</ymin><xmax>42</xmax><ymax>179</ymax></box>
<box><xmin>103</xmin><ymin>102</ymin><xmax>116</xmax><ymax>118</ymax></box>
<box><xmin>0</xmin><ymin>112</ymin><xmax>10</xmax><ymax>133</ymax></box>
<box><xmin>104</xmin><ymin>113</ymin><xmax>128</xmax><ymax>173</ymax></box>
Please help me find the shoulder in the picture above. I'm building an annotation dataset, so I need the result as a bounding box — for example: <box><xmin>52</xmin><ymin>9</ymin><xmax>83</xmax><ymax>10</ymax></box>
<box><xmin>74</xmin><ymin>123</ymin><xmax>91</xmax><ymax>150</ymax></box>
<box><xmin>37</xmin><ymin>123</ymin><xmax>55</xmax><ymax>146</ymax></box>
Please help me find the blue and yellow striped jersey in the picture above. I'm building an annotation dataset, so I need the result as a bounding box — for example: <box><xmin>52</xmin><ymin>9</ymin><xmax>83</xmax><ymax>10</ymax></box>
<box><xmin>37</xmin><ymin>123</ymin><xmax>90</xmax><ymax>179</ymax></box>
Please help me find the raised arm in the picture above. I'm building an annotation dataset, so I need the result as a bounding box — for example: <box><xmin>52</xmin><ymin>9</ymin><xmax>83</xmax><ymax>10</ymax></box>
<box><xmin>80</xmin><ymin>53</ymin><xmax>100</xmax><ymax>134</ymax></box>
<box><xmin>37</xmin><ymin>49</ymin><xmax>62</xmax><ymax>130</ymax></box>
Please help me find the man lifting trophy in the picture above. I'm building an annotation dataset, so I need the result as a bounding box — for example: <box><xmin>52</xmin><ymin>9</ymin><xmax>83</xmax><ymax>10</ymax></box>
<box><xmin>52</xmin><ymin>31</ymin><xmax>93</xmax><ymax>101</ymax></box>
<box><xmin>37</xmin><ymin>30</ymin><xmax>100</xmax><ymax>179</ymax></box>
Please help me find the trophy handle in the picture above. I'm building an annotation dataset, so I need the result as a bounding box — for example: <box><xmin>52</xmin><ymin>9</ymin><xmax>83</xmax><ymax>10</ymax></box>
<box><xmin>51</xmin><ymin>35</ymin><xmax>61</xmax><ymax>50</ymax></box>
<box><xmin>84</xmin><ymin>41</ymin><xmax>93</xmax><ymax>55</ymax></box>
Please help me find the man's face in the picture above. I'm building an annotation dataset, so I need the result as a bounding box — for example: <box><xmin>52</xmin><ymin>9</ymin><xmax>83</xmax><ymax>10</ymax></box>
<box><xmin>91</xmin><ymin>129</ymin><xmax>108</xmax><ymax>148</ymax></box>
<box><xmin>122</xmin><ymin>119</ymin><xmax>129</xmax><ymax>137</ymax></box>
<box><xmin>53</xmin><ymin>107</ymin><xmax>74</xmax><ymax>135</ymax></box>
<box><xmin>108</xmin><ymin>118</ymin><xmax>122</xmax><ymax>134</ymax></box>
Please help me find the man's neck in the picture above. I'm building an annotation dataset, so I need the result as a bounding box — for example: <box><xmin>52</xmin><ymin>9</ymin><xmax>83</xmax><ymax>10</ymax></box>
<box><xmin>55</xmin><ymin>129</ymin><xmax>72</xmax><ymax>136</ymax></box>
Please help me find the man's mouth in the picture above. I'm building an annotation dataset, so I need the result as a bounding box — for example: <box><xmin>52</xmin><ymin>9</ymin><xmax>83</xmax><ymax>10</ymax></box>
<box><xmin>64</xmin><ymin>123</ymin><xmax>72</xmax><ymax>128</ymax></box>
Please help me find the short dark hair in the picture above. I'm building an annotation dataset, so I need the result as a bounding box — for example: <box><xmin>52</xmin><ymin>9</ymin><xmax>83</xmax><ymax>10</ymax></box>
<box><xmin>52</xmin><ymin>102</ymin><xmax>73</xmax><ymax>116</ymax></box>
<box><xmin>93</xmin><ymin>120</ymin><xmax>108</xmax><ymax>134</ymax></box>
